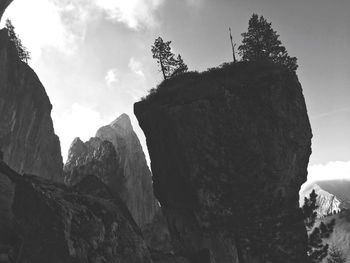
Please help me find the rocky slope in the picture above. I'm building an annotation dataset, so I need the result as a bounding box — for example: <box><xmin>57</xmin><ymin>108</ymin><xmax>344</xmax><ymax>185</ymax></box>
<box><xmin>0</xmin><ymin>28</ymin><xmax>63</xmax><ymax>248</ymax></box>
<box><xmin>0</xmin><ymin>159</ymin><xmax>152</xmax><ymax>263</ymax></box>
<box><xmin>134</xmin><ymin>62</ymin><xmax>312</xmax><ymax>263</ymax></box>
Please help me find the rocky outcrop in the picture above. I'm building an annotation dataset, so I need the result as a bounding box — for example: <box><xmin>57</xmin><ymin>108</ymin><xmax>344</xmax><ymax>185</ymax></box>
<box><xmin>96</xmin><ymin>114</ymin><xmax>159</xmax><ymax>228</ymax></box>
<box><xmin>134</xmin><ymin>62</ymin><xmax>312</xmax><ymax>263</ymax></box>
<box><xmin>0</xmin><ymin>28</ymin><xmax>62</xmax><ymax>180</ymax></box>
<box><xmin>0</xmin><ymin>28</ymin><xmax>63</xmax><ymax>249</ymax></box>
<box><xmin>0</xmin><ymin>160</ymin><xmax>152</xmax><ymax>263</ymax></box>
<box><xmin>65</xmin><ymin>114</ymin><xmax>159</xmax><ymax>229</ymax></box>
<box><xmin>0</xmin><ymin>0</ymin><xmax>13</xmax><ymax>22</ymax></box>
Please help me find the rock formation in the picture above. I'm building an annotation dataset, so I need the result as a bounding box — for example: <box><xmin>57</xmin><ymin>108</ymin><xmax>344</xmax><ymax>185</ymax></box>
<box><xmin>0</xmin><ymin>28</ymin><xmax>63</xmax><ymax>249</ymax></box>
<box><xmin>0</xmin><ymin>160</ymin><xmax>152</xmax><ymax>263</ymax></box>
<box><xmin>0</xmin><ymin>0</ymin><xmax>13</xmax><ymax>22</ymax></box>
<box><xmin>134</xmin><ymin>62</ymin><xmax>312</xmax><ymax>263</ymax></box>
<box><xmin>65</xmin><ymin>114</ymin><xmax>159</xmax><ymax>229</ymax></box>
<box><xmin>303</xmin><ymin>184</ymin><xmax>341</xmax><ymax>217</ymax></box>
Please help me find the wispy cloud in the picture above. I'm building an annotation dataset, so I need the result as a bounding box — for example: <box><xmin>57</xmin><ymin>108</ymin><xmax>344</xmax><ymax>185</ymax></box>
<box><xmin>310</xmin><ymin>106</ymin><xmax>350</xmax><ymax>120</ymax></box>
<box><xmin>105</xmin><ymin>68</ymin><xmax>119</xmax><ymax>88</ymax></box>
<box><xmin>128</xmin><ymin>57</ymin><xmax>145</xmax><ymax>77</ymax></box>
<box><xmin>94</xmin><ymin>0</ymin><xmax>164</xmax><ymax>29</ymax></box>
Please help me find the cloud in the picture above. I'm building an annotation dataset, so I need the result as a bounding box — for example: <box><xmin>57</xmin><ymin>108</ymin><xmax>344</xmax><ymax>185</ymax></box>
<box><xmin>1</xmin><ymin>0</ymin><xmax>164</xmax><ymax>62</ymax></box>
<box><xmin>94</xmin><ymin>0</ymin><xmax>164</xmax><ymax>29</ymax></box>
<box><xmin>1</xmin><ymin>0</ymin><xmax>73</xmax><ymax>61</ymax></box>
<box><xmin>310</xmin><ymin>106</ymin><xmax>350</xmax><ymax>120</ymax></box>
<box><xmin>52</xmin><ymin>103</ymin><xmax>115</xmax><ymax>161</ymax></box>
<box><xmin>307</xmin><ymin>161</ymin><xmax>350</xmax><ymax>183</ymax></box>
<box><xmin>299</xmin><ymin>161</ymin><xmax>350</xmax><ymax>204</ymax></box>
<box><xmin>105</xmin><ymin>68</ymin><xmax>119</xmax><ymax>87</ymax></box>
<box><xmin>128</xmin><ymin>57</ymin><xmax>145</xmax><ymax>77</ymax></box>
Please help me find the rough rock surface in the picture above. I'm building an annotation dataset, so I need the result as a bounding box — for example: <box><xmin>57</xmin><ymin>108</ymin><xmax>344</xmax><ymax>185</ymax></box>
<box><xmin>0</xmin><ymin>0</ymin><xmax>13</xmax><ymax>22</ymax></box>
<box><xmin>65</xmin><ymin>114</ymin><xmax>159</xmax><ymax>229</ymax></box>
<box><xmin>64</xmin><ymin>137</ymin><xmax>123</xmax><ymax>192</ymax></box>
<box><xmin>0</xmin><ymin>28</ymin><xmax>63</xmax><ymax>248</ymax></box>
<box><xmin>134</xmin><ymin>62</ymin><xmax>312</xmax><ymax>263</ymax></box>
<box><xmin>0</xmin><ymin>160</ymin><xmax>152</xmax><ymax>263</ymax></box>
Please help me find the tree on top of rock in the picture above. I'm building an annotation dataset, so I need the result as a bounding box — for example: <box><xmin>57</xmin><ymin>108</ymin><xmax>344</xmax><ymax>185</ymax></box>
<box><xmin>238</xmin><ymin>14</ymin><xmax>298</xmax><ymax>71</ymax></box>
<box><xmin>5</xmin><ymin>19</ymin><xmax>31</xmax><ymax>64</ymax></box>
<box><xmin>151</xmin><ymin>37</ymin><xmax>188</xmax><ymax>80</ymax></box>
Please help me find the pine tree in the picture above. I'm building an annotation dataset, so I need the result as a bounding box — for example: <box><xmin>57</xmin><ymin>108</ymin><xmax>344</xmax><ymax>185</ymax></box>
<box><xmin>302</xmin><ymin>190</ymin><xmax>336</xmax><ymax>262</ymax></box>
<box><xmin>238</xmin><ymin>14</ymin><xmax>297</xmax><ymax>71</ymax></box>
<box><xmin>151</xmin><ymin>37</ymin><xmax>188</xmax><ymax>80</ymax></box>
<box><xmin>327</xmin><ymin>245</ymin><xmax>346</xmax><ymax>263</ymax></box>
<box><xmin>5</xmin><ymin>19</ymin><xmax>31</xmax><ymax>63</ymax></box>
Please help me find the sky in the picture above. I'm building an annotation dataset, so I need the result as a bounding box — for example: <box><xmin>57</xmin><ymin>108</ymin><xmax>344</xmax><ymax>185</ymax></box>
<box><xmin>1</xmin><ymin>0</ymin><xmax>349</xmax><ymax>184</ymax></box>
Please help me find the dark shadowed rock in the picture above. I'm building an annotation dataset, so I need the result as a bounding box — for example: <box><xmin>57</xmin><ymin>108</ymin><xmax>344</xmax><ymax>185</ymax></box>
<box><xmin>0</xmin><ymin>0</ymin><xmax>13</xmax><ymax>22</ymax></box>
<box><xmin>0</xmin><ymin>161</ymin><xmax>152</xmax><ymax>263</ymax></box>
<box><xmin>134</xmin><ymin>62</ymin><xmax>312</xmax><ymax>263</ymax></box>
<box><xmin>0</xmin><ymin>28</ymin><xmax>63</xmax><ymax>249</ymax></box>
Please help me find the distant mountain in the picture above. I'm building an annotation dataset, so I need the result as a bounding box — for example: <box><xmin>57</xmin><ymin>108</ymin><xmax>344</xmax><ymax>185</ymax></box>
<box><xmin>304</xmin><ymin>184</ymin><xmax>341</xmax><ymax>217</ymax></box>
<box><xmin>316</xmin><ymin>180</ymin><xmax>350</xmax><ymax>210</ymax></box>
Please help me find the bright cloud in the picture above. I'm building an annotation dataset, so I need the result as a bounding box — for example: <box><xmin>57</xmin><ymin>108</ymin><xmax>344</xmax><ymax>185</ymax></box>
<box><xmin>307</xmin><ymin>161</ymin><xmax>350</xmax><ymax>183</ymax></box>
<box><xmin>1</xmin><ymin>0</ymin><xmax>71</xmax><ymax>61</ymax></box>
<box><xmin>128</xmin><ymin>57</ymin><xmax>145</xmax><ymax>77</ymax></box>
<box><xmin>299</xmin><ymin>161</ymin><xmax>350</xmax><ymax>203</ymax></box>
<box><xmin>94</xmin><ymin>0</ymin><xmax>164</xmax><ymax>29</ymax></box>
<box><xmin>52</xmin><ymin>103</ymin><xmax>115</xmax><ymax>161</ymax></box>
<box><xmin>105</xmin><ymin>68</ymin><xmax>119</xmax><ymax>87</ymax></box>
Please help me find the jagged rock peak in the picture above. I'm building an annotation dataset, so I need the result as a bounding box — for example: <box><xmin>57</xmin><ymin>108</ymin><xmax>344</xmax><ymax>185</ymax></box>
<box><xmin>110</xmin><ymin>113</ymin><xmax>133</xmax><ymax>131</ymax></box>
<box><xmin>309</xmin><ymin>184</ymin><xmax>341</xmax><ymax>217</ymax></box>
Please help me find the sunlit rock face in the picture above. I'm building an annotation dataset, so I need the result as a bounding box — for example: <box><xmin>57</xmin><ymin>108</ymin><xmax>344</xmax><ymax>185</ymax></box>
<box><xmin>0</xmin><ymin>28</ymin><xmax>63</xmax><ymax>246</ymax></box>
<box><xmin>0</xmin><ymin>0</ymin><xmax>13</xmax><ymax>22</ymax></box>
<box><xmin>96</xmin><ymin>114</ymin><xmax>159</xmax><ymax>228</ymax></box>
<box><xmin>134</xmin><ymin>62</ymin><xmax>312</xmax><ymax>263</ymax></box>
<box><xmin>302</xmin><ymin>184</ymin><xmax>341</xmax><ymax>217</ymax></box>
<box><xmin>64</xmin><ymin>114</ymin><xmax>159</xmax><ymax>229</ymax></box>
<box><xmin>0</xmin><ymin>161</ymin><xmax>152</xmax><ymax>263</ymax></box>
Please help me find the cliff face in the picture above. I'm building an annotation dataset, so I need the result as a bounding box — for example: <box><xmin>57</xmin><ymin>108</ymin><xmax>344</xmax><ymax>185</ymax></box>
<box><xmin>64</xmin><ymin>114</ymin><xmax>159</xmax><ymax>228</ymax></box>
<box><xmin>0</xmin><ymin>28</ymin><xmax>63</xmax><ymax>180</ymax></box>
<box><xmin>134</xmin><ymin>62</ymin><xmax>312</xmax><ymax>263</ymax></box>
<box><xmin>0</xmin><ymin>28</ymin><xmax>63</xmax><ymax>246</ymax></box>
<box><xmin>0</xmin><ymin>161</ymin><xmax>152</xmax><ymax>263</ymax></box>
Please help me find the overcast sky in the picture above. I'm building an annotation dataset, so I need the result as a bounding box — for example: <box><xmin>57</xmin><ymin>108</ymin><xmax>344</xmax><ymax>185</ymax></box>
<box><xmin>1</xmin><ymin>0</ymin><xmax>349</xmax><ymax>183</ymax></box>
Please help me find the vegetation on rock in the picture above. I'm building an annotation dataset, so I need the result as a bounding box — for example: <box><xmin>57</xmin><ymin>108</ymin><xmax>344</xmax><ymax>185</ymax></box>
<box><xmin>327</xmin><ymin>245</ymin><xmax>346</xmax><ymax>263</ymax></box>
<box><xmin>238</xmin><ymin>14</ymin><xmax>298</xmax><ymax>71</ymax></box>
<box><xmin>5</xmin><ymin>19</ymin><xmax>30</xmax><ymax>63</ymax></box>
<box><xmin>151</xmin><ymin>36</ymin><xmax>188</xmax><ymax>80</ymax></box>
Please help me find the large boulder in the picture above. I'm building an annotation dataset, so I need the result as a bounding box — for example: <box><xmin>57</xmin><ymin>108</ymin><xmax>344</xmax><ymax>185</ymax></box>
<box><xmin>134</xmin><ymin>62</ymin><xmax>312</xmax><ymax>263</ymax></box>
